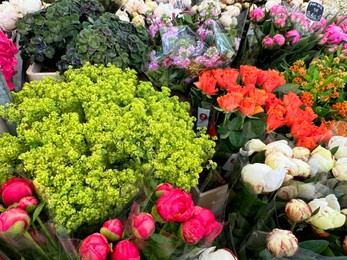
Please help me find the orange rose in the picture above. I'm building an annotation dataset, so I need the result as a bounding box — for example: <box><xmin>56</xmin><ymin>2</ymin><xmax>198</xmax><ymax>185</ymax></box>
<box><xmin>217</xmin><ymin>92</ymin><xmax>243</xmax><ymax>112</ymax></box>
<box><xmin>239</xmin><ymin>65</ymin><xmax>260</xmax><ymax>86</ymax></box>
<box><xmin>194</xmin><ymin>71</ymin><xmax>218</xmax><ymax>96</ymax></box>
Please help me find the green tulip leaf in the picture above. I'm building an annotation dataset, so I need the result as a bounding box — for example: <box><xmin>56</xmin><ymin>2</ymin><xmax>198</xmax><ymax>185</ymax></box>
<box><xmin>299</xmin><ymin>240</ymin><xmax>329</xmax><ymax>254</ymax></box>
<box><xmin>32</xmin><ymin>202</ymin><xmax>46</xmax><ymax>223</ymax></box>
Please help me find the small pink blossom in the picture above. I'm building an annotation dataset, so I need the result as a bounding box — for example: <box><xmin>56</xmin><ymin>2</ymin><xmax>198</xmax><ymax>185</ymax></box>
<box><xmin>286</xmin><ymin>30</ymin><xmax>301</xmax><ymax>44</ymax></box>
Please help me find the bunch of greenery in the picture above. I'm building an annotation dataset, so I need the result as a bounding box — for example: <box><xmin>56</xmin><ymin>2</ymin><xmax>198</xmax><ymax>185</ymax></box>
<box><xmin>57</xmin><ymin>13</ymin><xmax>150</xmax><ymax>72</ymax></box>
<box><xmin>0</xmin><ymin>63</ymin><xmax>215</xmax><ymax>233</ymax></box>
<box><xmin>16</xmin><ymin>0</ymin><xmax>104</xmax><ymax>67</ymax></box>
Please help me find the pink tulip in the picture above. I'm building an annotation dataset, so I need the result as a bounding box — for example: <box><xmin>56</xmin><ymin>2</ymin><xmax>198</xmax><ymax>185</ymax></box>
<box><xmin>100</xmin><ymin>219</ymin><xmax>124</xmax><ymax>242</ymax></box>
<box><xmin>250</xmin><ymin>8</ymin><xmax>265</xmax><ymax>22</ymax></box>
<box><xmin>273</xmin><ymin>34</ymin><xmax>285</xmax><ymax>46</ymax></box>
<box><xmin>156</xmin><ymin>188</ymin><xmax>194</xmax><ymax>222</ymax></box>
<box><xmin>111</xmin><ymin>240</ymin><xmax>140</xmax><ymax>260</ymax></box>
<box><xmin>131</xmin><ymin>213</ymin><xmax>155</xmax><ymax>239</ymax></box>
<box><xmin>155</xmin><ymin>183</ymin><xmax>174</xmax><ymax>198</ymax></box>
<box><xmin>17</xmin><ymin>196</ymin><xmax>38</xmax><ymax>212</ymax></box>
<box><xmin>262</xmin><ymin>36</ymin><xmax>274</xmax><ymax>48</ymax></box>
<box><xmin>180</xmin><ymin>218</ymin><xmax>205</xmax><ymax>245</ymax></box>
<box><xmin>79</xmin><ymin>233</ymin><xmax>110</xmax><ymax>260</ymax></box>
<box><xmin>1</xmin><ymin>178</ymin><xmax>33</xmax><ymax>207</ymax></box>
<box><xmin>286</xmin><ymin>30</ymin><xmax>301</xmax><ymax>44</ymax></box>
<box><xmin>0</xmin><ymin>208</ymin><xmax>30</xmax><ymax>236</ymax></box>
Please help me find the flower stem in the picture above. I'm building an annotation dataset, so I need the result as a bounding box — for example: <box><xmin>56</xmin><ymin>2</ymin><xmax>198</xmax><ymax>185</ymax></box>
<box><xmin>290</xmin><ymin>221</ymin><xmax>296</xmax><ymax>232</ymax></box>
<box><xmin>37</xmin><ymin>217</ymin><xmax>59</xmax><ymax>249</ymax></box>
<box><xmin>23</xmin><ymin>231</ymin><xmax>50</xmax><ymax>260</ymax></box>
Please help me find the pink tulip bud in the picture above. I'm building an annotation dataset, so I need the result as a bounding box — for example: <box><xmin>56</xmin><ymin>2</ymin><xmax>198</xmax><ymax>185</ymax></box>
<box><xmin>17</xmin><ymin>196</ymin><xmax>38</xmax><ymax>213</ymax></box>
<box><xmin>286</xmin><ymin>30</ymin><xmax>301</xmax><ymax>44</ymax></box>
<box><xmin>285</xmin><ymin>199</ymin><xmax>311</xmax><ymax>223</ymax></box>
<box><xmin>154</xmin><ymin>183</ymin><xmax>174</xmax><ymax>198</ymax></box>
<box><xmin>111</xmin><ymin>240</ymin><xmax>140</xmax><ymax>260</ymax></box>
<box><xmin>266</xmin><ymin>229</ymin><xmax>299</xmax><ymax>258</ymax></box>
<box><xmin>156</xmin><ymin>188</ymin><xmax>194</xmax><ymax>222</ymax></box>
<box><xmin>131</xmin><ymin>213</ymin><xmax>155</xmax><ymax>239</ymax></box>
<box><xmin>79</xmin><ymin>233</ymin><xmax>110</xmax><ymax>260</ymax></box>
<box><xmin>274</xmin><ymin>17</ymin><xmax>286</xmax><ymax>29</ymax></box>
<box><xmin>100</xmin><ymin>219</ymin><xmax>124</xmax><ymax>242</ymax></box>
<box><xmin>273</xmin><ymin>34</ymin><xmax>285</xmax><ymax>46</ymax></box>
<box><xmin>262</xmin><ymin>35</ymin><xmax>274</xmax><ymax>48</ymax></box>
<box><xmin>180</xmin><ymin>218</ymin><xmax>205</xmax><ymax>245</ymax></box>
<box><xmin>250</xmin><ymin>8</ymin><xmax>265</xmax><ymax>22</ymax></box>
<box><xmin>0</xmin><ymin>208</ymin><xmax>30</xmax><ymax>236</ymax></box>
<box><xmin>1</xmin><ymin>178</ymin><xmax>33</xmax><ymax>207</ymax></box>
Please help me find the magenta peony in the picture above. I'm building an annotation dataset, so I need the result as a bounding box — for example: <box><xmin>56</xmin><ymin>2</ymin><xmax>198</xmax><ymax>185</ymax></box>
<box><xmin>79</xmin><ymin>233</ymin><xmax>110</xmax><ymax>260</ymax></box>
<box><xmin>154</xmin><ymin>183</ymin><xmax>174</xmax><ymax>198</ymax></box>
<box><xmin>17</xmin><ymin>196</ymin><xmax>38</xmax><ymax>212</ymax></box>
<box><xmin>180</xmin><ymin>218</ymin><xmax>205</xmax><ymax>245</ymax></box>
<box><xmin>0</xmin><ymin>31</ymin><xmax>18</xmax><ymax>90</ymax></box>
<box><xmin>111</xmin><ymin>240</ymin><xmax>140</xmax><ymax>260</ymax></box>
<box><xmin>130</xmin><ymin>213</ymin><xmax>155</xmax><ymax>239</ymax></box>
<box><xmin>100</xmin><ymin>218</ymin><xmax>124</xmax><ymax>242</ymax></box>
<box><xmin>0</xmin><ymin>208</ymin><xmax>30</xmax><ymax>236</ymax></box>
<box><xmin>1</xmin><ymin>178</ymin><xmax>33</xmax><ymax>207</ymax></box>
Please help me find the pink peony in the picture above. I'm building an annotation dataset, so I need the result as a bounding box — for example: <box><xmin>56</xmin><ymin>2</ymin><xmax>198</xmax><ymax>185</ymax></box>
<box><xmin>79</xmin><ymin>233</ymin><xmax>110</xmax><ymax>260</ymax></box>
<box><xmin>324</xmin><ymin>24</ymin><xmax>347</xmax><ymax>45</ymax></box>
<box><xmin>274</xmin><ymin>17</ymin><xmax>287</xmax><ymax>29</ymax></box>
<box><xmin>100</xmin><ymin>219</ymin><xmax>124</xmax><ymax>242</ymax></box>
<box><xmin>180</xmin><ymin>218</ymin><xmax>205</xmax><ymax>245</ymax></box>
<box><xmin>191</xmin><ymin>206</ymin><xmax>216</xmax><ymax>232</ymax></box>
<box><xmin>156</xmin><ymin>188</ymin><xmax>194</xmax><ymax>222</ymax></box>
<box><xmin>269</xmin><ymin>4</ymin><xmax>287</xmax><ymax>17</ymax></box>
<box><xmin>262</xmin><ymin>35</ymin><xmax>274</xmax><ymax>48</ymax></box>
<box><xmin>155</xmin><ymin>183</ymin><xmax>174</xmax><ymax>198</ymax></box>
<box><xmin>130</xmin><ymin>213</ymin><xmax>155</xmax><ymax>239</ymax></box>
<box><xmin>286</xmin><ymin>30</ymin><xmax>301</xmax><ymax>44</ymax></box>
<box><xmin>205</xmin><ymin>220</ymin><xmax>224</xmax><ymax>245</ymax></box>
<box><xmin>17</xmin><ymin>196</ymin><xmax>38</xmax><ymax>212</ymax></box>
<box><xmin>111</xmin><ymin>240</ymin><xmax>140</xmax><ymax>260</ymax></box>
<box><xmin>1</xmin><ymin>178</ymin><xmax>33</xmax><ymax>207</ymax></box>
<box><xmin>0</xmin><ymin>31</ymin><xmax>18</xmax><ymax>90</ymax></box>
<box><xmin>273</xmin><ymin>34</ymin><xmax>285</xmax><ymax>46</ymax></box>
<box><xmin>0</xmin><ymin>208</ymin><xmax>30</xmax><ymax>236</ymax></box>
<box><xmin>250</xmin><ymin>8</ymin><xmax>265</xmax><ymax>22</ymax></box>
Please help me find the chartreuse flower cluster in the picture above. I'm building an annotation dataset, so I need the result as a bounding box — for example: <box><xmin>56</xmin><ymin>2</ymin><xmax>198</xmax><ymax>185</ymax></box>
<box><xmin>0</xmin><ymin>63</ymin><xmax>215</xmax><ymax>232</ymax></box>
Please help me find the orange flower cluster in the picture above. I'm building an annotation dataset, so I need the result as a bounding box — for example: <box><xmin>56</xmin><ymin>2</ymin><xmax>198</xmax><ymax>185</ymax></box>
<box><xmin>332</xmin><ymin>102</ymin><xmax>347</xmax><ymax>118</ymax></box>
<box><xmin>322</xmin><ymin>119</ymin><xmax>347</xmax><ymax>137</ymax></box>
<box><xmin>266</xmin><ymin>92</ymin><xmax>332</xmax><ymax>150</ymax></box>
<box><xmin>300</xmin><ymin>92</ymin><xmax>314</xmax><ymax>107</ymax></box>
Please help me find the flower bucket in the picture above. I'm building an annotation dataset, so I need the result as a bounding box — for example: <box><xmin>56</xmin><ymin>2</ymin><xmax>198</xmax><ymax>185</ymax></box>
<box><xmin>26</xmin><ymin>63</ymin><xmax>59</xmax><ymax>82</ymax></box>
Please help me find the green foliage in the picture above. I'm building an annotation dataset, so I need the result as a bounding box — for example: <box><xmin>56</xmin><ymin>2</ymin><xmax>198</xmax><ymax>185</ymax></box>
<box><xmin>0</xmin><ymin>63</ymin><xmax>215</xmax><ymax>233</ymax></box>
<box><xmin>16</xmin><ymin>0</ymin><xmax>105</xmax><ymax>67</ymax></box>
<box><xmin>57</xmin><ymin>13</ymin><xmax>150</xmax><ymax>72</ymax></box>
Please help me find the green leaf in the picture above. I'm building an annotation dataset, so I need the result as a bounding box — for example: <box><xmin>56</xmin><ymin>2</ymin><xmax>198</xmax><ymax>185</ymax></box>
<box><xmin>32</xmin><ymin>203</ymin><xmax>45</xmax><ymax>223</ymax></box>
<box><xmin>182</xmin><ymin>14</ymin><xmax>193</xmax><ymax>24</ymax></box>
<box><xmin>217</xmin><ymin>125</ymin><xmax>230</xmax><ymax>139</ymax></box>
<box><xmin>243</xmin><ymin>119</ymin><xmax>266</xmax><ymax>139</ymax></box>
<box><xmin>311</xmin><ymin>206</ymin><xmax>320</xmax><ymax>217</ymax></box>
<box><xmin>251</xmin><ymin>150</ymin><xmax>266</xmax><ymax>164</ymax></box>
<box><xmin>299</xmin><ymin>240</ymin><xmax>329</xmax><ymax>254</ymax></box>
<box><xmin>330</xmin><ymin>146</ymin><xmax>339</xmax><ymax>155</ymax></box>
<box><xmin>227</xmin><ymin>115</ymin><xmax>243</xmax><ymax>130</ymax></box>
<box><xmin>229</xmin><ymin>130</ymin><xmax>243</xmax><ymax>147</ymax></box>
<box><xmin>273</xmin><ymin>83</ymin><xmax>300</xmax><ymax>95</ymax></box>
<box><xmin>258</xmin><ymin>248</ymin><xmax>272</xmax><ymax>260</ymax></box>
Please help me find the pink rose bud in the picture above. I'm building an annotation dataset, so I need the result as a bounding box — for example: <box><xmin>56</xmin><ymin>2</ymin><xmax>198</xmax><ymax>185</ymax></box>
<box><xmin>156</xmin><ymin>188</ymin><xmax>194</xmax><ymax>222</ymax></box>
<box><xmin>273</xmin><ymin>34</ymin><xmax>285</xmax><ymax>46</ymax></box>
<box><xmin>262</xmin><ymin>35</ymin><xmax>274</xmax><ymax>48</ymax></box>
<box><xmin>286</xmin><ymin>30</ymin><xmax>301</xmax><ymax>44</ymax></box>
<box><xmin>17</xmin><ymin>196</ymin><xmax>38</xmax><ymax>213</ymax></box>
<box><xmin>131</xmin><ymin>213</ymin><xmax>155</xmax><ymax>239</ymax></box>
<box><xmin>155</xmin><ymin>183</ymin><xmax>174</xmax><ymax>198</ymax></box>
<box><xmin>79</xmin><ymin>233</ymin><xmax>110</xmax><ymax>260</ymax></box>
<box><xmin>274</xmin><ymin>17</ymin><xmax>286</xmax><ymax>29</ymax></box>
<box><xmin>100</xmin><ymin>219</ymin><xmax>124</xmax><ymax>242</ymax></box>
<box><xmin>1</xmin><ymin>178</ymin><xmax>33</xmax><ymax>207</ymax></box>
<box><xmin>0</xmin><ymin>208</ymin><xmax>30</xmax><ymax>237</ymax></box>
<box><xmin>285</xmin><ymin>199</ymin><xmax>311</xmax><ymax>223</ymax></box>
<box><xmin>111</xmin><ymin>240</ymin><xmax>140</xmax><ymax>260</ymax></box>
<box><xmin>180</xmin><ymin>218</ymin><xmax>205</xmax><ymax>245</ymax></box>
<box><xmin>266</xmin><ymin>229</ymin><xmax>299</xmax><ymax>258</ymax></box>
<box><xmin>250</xmin><ymin>8</ymin><xmax>265</xmax><ymax>22</ymax></box>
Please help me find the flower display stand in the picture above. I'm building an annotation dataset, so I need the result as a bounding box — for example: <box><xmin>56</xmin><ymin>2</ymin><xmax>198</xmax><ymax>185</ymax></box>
<box><xmin>26</xmin><ymin>62</ymin><xmax>59</xmax><ymax>82</ymax></box>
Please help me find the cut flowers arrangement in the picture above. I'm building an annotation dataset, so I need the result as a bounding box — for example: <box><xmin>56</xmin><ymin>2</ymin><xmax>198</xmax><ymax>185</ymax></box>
<box><xmin>0</xmin><ymin>29</ymin><xmax>18</xmax><ymax>90</ymax></box>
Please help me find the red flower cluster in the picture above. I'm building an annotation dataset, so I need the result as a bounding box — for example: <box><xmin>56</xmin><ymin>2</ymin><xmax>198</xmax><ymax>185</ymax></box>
<box><xmin>266</xmin><ymin>92</ymin><xmax>332</xmax><ymax>150</ymax></box>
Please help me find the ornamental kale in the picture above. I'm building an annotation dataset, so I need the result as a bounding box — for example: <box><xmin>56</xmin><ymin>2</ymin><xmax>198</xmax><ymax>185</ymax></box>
<box><xmin>0</xmin><ymin>63</ymin><xmax>215</xmax><ymax>233</ymax></box>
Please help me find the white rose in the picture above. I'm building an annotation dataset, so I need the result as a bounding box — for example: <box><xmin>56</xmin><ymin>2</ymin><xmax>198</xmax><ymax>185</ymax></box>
<box><xmin>225</xmin><ymin>5</ymin><xmax>240</xmax><ymax>17</ymax></box>
<box><xmin>131</xmin><ymin>15</ymin><xmax>145</xmax><ymax>27</ymax></box>
<box><xmin>115</xmin><ymin>9</ymin><xmax>130</xmax><ymax>22</ymax></box>
<box><xmin>332</xmin><ymin>158</ymin><xmax>347</xmax><ymax>181</ymax></box>
<box><xmin>328</xmin><ymin>136</ymin><xmax>347</xmax><ymax>159</ymax></box>
<box><xmin>265</xmin><ymin>140</ymin><xmax>293</xmax><ymax>157</ymax></box>
<box><xmin>292</xmin><ymin>146</ymin><xmax>310</xmax><ymax>162</ymax></box>
<box><xmin>307</xmin><ymin>146</ymin><xmax>334</xmax><ymax>176</ymax></box>
<box><xmin>199</xmin><ymin>247</ymin><xmax>237</xmax><ymax>260</ymax></box>
<box><xmin>10</xmin><ymin>0</ymin><xmax>42</xmax><ymax>15</ymax></box>
<box><xmin>0</xmin><ymin>2</ymin><xmax>20</xmax><ymax>32</ymax></box>
<box><xmin>241</xmin><ymin>163</ymin><xmax>286</xmax><ymax>194</ymax></box>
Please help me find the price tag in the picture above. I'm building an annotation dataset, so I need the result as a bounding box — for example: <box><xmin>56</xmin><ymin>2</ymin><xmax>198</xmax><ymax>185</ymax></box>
<box><xmin>305</xmin><ymin>1</ymin><xmax>324</xmax><ymax>22</ymax></box>
<box><xmin>222</xmin><ymin>153</ymin><xmax>238</xmax><ymax>171</ymax></box>
<box><xmin>196</xmin><ymin>107</ymin><xmax>211</xmax><ymax>128</ymax></box>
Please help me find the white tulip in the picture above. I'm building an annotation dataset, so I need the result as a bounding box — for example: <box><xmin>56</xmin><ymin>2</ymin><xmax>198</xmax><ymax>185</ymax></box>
<box><xmin>265</xmin><ymin>140</ymin><xmax>293</xmax><ymax>157</ymax></box>
<box><xmin>0</xmin><ymin>2</ymin><xmax>20</xmax><ymax>32</ymax></box>
<box><xmin>292</xmin><ymin>146</ymin><xmax>310</xmax><ymax>162</ymax></box>
<box><xmin>307</xmin><ymin>146</ymin><xmax>334</xmax><ymax>176</ymax></box>
<box><xmin>265</xmin><ymin>152</ymin><xmax>299</xmax><ymax>177</ymax></box>
<box><xmin>241</xmin><ymin>163</ymin><xmax>286</xmax><ymax>194</ymax></box>
<box><xmin>199</xmin><ymin>247</ymin><xmax>237</xmax><ymax>260</ymax></box>
<box><xmin>328</xmin><ymin>136</ymin><xmax>347</xmax><ymax>159</ymax></box>
<box><xmin>241</xmin><ymin>139</ymin><xmax>266</xmax><ymax>156</ymax></box>
<box><xmin>332</xmin><ymin>158</ymin><xmax>347</xmax><ymax>181</ymax></box>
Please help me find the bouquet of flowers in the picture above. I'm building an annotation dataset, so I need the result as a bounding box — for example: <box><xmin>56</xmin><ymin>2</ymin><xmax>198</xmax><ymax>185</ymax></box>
<box><xmin>0</xmin><ymin>30</ymin><xmax>18</xmax><ymax>90</ymax></box>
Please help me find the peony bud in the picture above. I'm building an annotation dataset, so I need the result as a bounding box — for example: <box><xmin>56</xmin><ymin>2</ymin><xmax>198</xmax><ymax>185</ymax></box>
<box><xmin>155</xmin><ymin>183</ymin><xmax>174</xmax><ymax>198</ymax></box>
<box><xmin>79</xmin><ymin>233</ymin><xmax>110</xmax><ymax>260</ymax></box>
<box><xmin>307</xmin><ymin>146</ymin><xmax>334</xmax><ymax>176</ymax></box>
<box><xmin>277</xmin><ymin>185</ymin><xmax>298</xmax><ymax>200</ymax></box>
<box><xmin>0</xmin><ymin>208</ymin><xmax>30</xmax><ymax>237</ymax></box>
<box><xmin>100</xmin><ymin>219</ymin><xmax>124</xmax><ymax>242</ymax></box>
<box><xmin>1</xmin><ymin>178</ymin><xmax>33</xmax><ymax>207</ymax></box>
<box><xmin>286</xmin><ymin>29</ymin><xmax>301</xmax><ymax>44</ymax></box>
<box><xmin>204</xmin><ymin>220</ymin><xmax>224</xmax><ymax>245</ymax></box>
<box><xmin>328</xmin><ymin>136</ymin><xmax>347</xmax><ymax>159</ymax></box>
<box><xmin>266</xmin><ymin>229</ymin><xmax>299</xmax><ymax>257</ymax></box>
<box><xmin>332</xmin><ymin>158</ymin><xmax>347</xmax><ymax>181</ymax></box>
<box><xmin>180</xmin><ymin>218</ymin><xmax>205</xmax><ymax>245</ymax></box>
<box><xmin>250</xmin><ymin>7</ymin><xmax>265</xmax><ymax>22</ymax></box>
<box><xmin>285</xmin><ymin>199</ymin><xmax>311</xmax><ymax>223</ymax></box>
<box><xmin>273</xmin><ymin>34</ymin><xmax>285</xmax><ymax>46</ymax></box>
<box><xmin>191</xmin><ymin>207</ymin><xmax>215</xmax><ymax>230</ymax></box>
<box><xmin>17</xmin><ymin>196</ymin><xmax>38</xmax><ymax>213</ymax></box>
<box><xmin>274</xmin><ymin>18</ymin><xmax>286</xmax><ymax>29</ymax></box>
<box><xmin>262</xmin><ymin>35</ymin><xmax>274</xmax><ymax>48</ymax></box>
<box><xmin>156</xmin><ymin>188</ymin><xmax>194</xmax><ymax>222</ymax></box>
<box><xmin>111</xmin><ymin>240</ymin><xmax>140</xmax><ymax>260</ymax></box>
<box><xmin>198</xmin><ymin>246</ymin><xmax>237</xmax><ymax>260</ymax></box>
<box><xmin>130</xmin><ymin>213</ymin><xmax>155</xmax><ymax>239</ymax></box>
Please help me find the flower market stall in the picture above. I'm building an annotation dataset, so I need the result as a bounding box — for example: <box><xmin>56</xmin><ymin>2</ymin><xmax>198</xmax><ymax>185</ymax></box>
<box><xmin>1</xmin><ymin>0</ymin><xmax>347</xmax><ymax>259</ymax></box>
